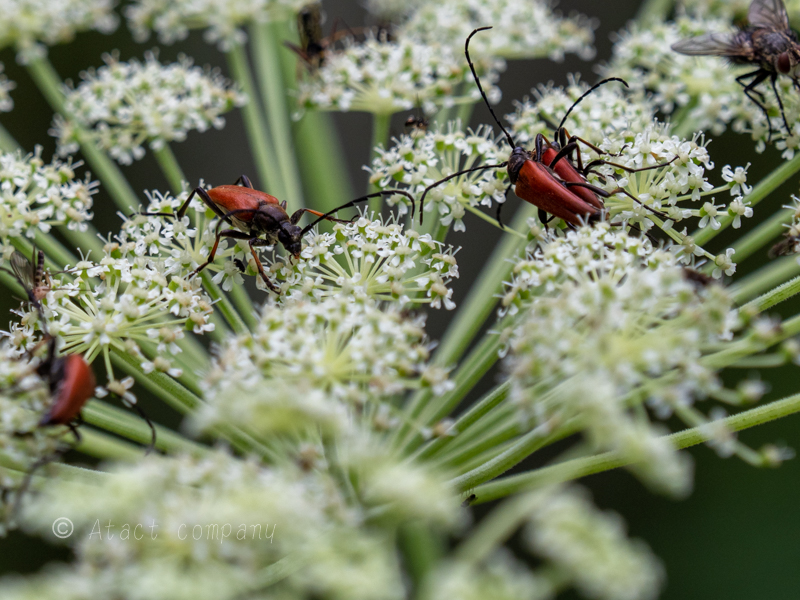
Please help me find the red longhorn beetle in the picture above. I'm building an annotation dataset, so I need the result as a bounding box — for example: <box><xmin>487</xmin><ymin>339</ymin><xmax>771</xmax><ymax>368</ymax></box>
<box><xmin>420</xmin><ymin>27</ymin><xmax>670</xmax><ymax>229</ymax></box>
<box><xmin>142</xmin><ymin>175</ymin><xmax>417</xmax><ymax>292</ymax></box>
<box><xmin>1</xmin><ymin>249</ymin><xmax>156</xmax><ymax>446</ymax></box>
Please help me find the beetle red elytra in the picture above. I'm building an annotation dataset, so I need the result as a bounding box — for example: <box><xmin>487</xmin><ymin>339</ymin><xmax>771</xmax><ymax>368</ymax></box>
<box><xmin>142</xmin><ymin>175</ymin><xmax>417</xmax><ymax>292</ymax></box>
<box><xmin>420</xmin><ymin>27</ymin><xmax>669</xmax><ymax>229</ymax></box>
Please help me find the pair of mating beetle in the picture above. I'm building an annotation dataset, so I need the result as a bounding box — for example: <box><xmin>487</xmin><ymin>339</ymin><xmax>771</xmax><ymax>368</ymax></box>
<box><xmin>149</xmin><ymin>28</ymin><xmax>667</xmax><ymax>293</ymax></box>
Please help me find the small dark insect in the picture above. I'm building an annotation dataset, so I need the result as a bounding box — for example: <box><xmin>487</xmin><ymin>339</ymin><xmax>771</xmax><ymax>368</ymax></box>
<box><xmin>139</xmin><ymin>175</ymin><xmax>416</xmax><ymax>293</ymax></box>
<box><xmin>672</xmin><ymin>0</ymin><xmax>800</xmax><ymax>141</ymax></box>
<box><xmin>461</xmin><ymin>493</ymin><xmax>477</xmax><ymax>507</ymax></box>
<box><xmin>768</xmin><ymin>229</ymin><xmax>800</xmax><ymax>257</ymax></box>
<box><xmin>404</xmin><ymin>102</ymin><xmax>429</xmax><ymax>133</ymax></box>
<box><xmin>683</xmin><ymin>267</ymin><xmax>715</xmax><ymax>287</ymax></box>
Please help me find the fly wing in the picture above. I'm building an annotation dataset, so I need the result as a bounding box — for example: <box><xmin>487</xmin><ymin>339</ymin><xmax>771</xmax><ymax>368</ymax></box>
<box><xmin>298</xmin><ymin>4</ymin><xmax>324</xmax><ymax>52</ymax></box>
<box><xmin>671</xmin><ymin>32</ymin><xmax>746</xmax><ymax>57</ymax></box>
<box><xmin>9</xmin><ymin>250</ymin><xmax>34</xmax><ymax>290</ymax></box>
<box><xmin>748</xmin><ymin>0</ymin><xmax>790</xmax><ymax>30</ymax></box>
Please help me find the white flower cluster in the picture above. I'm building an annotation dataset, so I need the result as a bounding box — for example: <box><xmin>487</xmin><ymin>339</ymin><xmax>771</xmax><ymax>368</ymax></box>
<box><xmin>504</xmin><ymin>224</ymin><xmax>741</xmax><ymax>495</ymax></box>
<box><xmin>677</xmin><ymin>0</ymin><xmax>800</xmax><ymax>20</ymax></box>
<box><xmin>0</xmin><ymin>0</ymin><xmax>118</xmax><ymax>63</ymax></box>
<box><xmin>368</xmin><ymin>122</ymin><xmax>508</xmax><ymax>231</ymax></box>
<box><xmin>769</xmin><ymin>195</ymin><xmax>800</xmax><ymax>258</ymax></box>
<box><xmin>0</xmin><ymin>63</ymin><xmax>15</xmax><ymax>112</ymax></box>
<box><xmin>3</xmin><ymin>208</ymin><xmax>217</xmax><ymax>399</ymax></box>
<box><xmin>399</xmin><ymin>0</ymin><xmax>596</xmax><ymax>61</ymax></box>
<box><xmin>295</xmin><ymin>35</ymin><xmax>493</xmax><ymax>116</ymax></box>
<box><xmin>525</xmin><ymin>487</ymin><xmax>664</xmax><ymax>600</ymax></box>
<box><xmin>0</xmin><ymin>149</ymin><xmax>95</xmax><ymax>255</ymax></box>
<box><xmin>197</xmin><ymin>295</ymin><xmax>452</xmax><ymax>436</ymax></box>
<box><xmin>9</xmin><ymin>449</ymin><xmax>457</xmax><ymax>600</ymax></box>
<box><xmin>52</xmin><ymin>53</ymin><xmax>246</xmax><ymax>165</ymax></box>
<box><xmin>125</xmin><ymin>0</ymin><xmax>306</xmax><ymax>50</ymax></box>
<box><xmin>605</xmin><ymin>17</ymin><xmax>800</xmax><ymax>154</ymax></box>
<box><xmin>272</xmin><ymin>213</ymin><xmax>459</xmax><ymax>308</ymax></box>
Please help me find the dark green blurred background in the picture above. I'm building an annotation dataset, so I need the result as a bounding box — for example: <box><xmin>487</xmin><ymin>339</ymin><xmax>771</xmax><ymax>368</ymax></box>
<box><xmin>2</xmin><ymin>1</ymin><xmax>800</xmax><ymax>597</ymax></box>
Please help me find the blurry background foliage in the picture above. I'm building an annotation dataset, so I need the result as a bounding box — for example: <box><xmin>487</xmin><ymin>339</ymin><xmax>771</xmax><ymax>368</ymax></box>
<box><xmin>0</xmin><ymin>1</ymin><xmax>799</xmax><ymax>598</ymax></box>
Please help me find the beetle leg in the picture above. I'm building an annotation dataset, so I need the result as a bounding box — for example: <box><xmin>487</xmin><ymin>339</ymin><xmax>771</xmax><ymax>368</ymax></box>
<box><xmin>495</xmin><ymin>183</ymin><xmax>513</xmax><ymax>230</ymax></box>
<box><xmin>247</xmin><ymin>239</ymin><xmax>281</xmax><ymax>293</ymax></box>
<box><xmin>564</xmin><ymin>182</ymin><xmax>667</xmax><ymax>219</ymax></box>
<box><xmin>190</xmin><ymin>229</ymin><xmax>253</xmax><ymax>279</ymax></box>
<box><xmin>234</xmin><ymin>175</ymin><xmax>254</xmax><ymax>189</ymax></box>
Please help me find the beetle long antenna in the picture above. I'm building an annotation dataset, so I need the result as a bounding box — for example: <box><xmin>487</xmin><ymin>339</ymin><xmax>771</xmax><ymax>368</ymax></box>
<box><xmin>466</xmin><ymin>27</ymin><xmax>516</xmax><ymax>149</ymax></box>
<box><xmin>299</xmin><ymin>189</ymin><xmax>418</xmax><ymax>235</ymax></box>
<box><xmin>557</xmin><ymin>77</ymin><xmax>629</xmax><ymax>131</ymax></box>
<box><xmin>419</xmin><ymin>162</ymin><xmax>508</xmax><ymax>218</ymax></box>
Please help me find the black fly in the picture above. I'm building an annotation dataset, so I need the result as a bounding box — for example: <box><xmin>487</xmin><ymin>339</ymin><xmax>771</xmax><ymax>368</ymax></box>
<box><xmin>672</xmin><ymin>0</ymin><xmax>800</xmax><ymax>141</ymax></box>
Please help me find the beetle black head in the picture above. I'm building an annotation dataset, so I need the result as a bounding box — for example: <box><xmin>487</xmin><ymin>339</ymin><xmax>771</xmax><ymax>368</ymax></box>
<box><xmin>279</xmin><ymin>222</ymin><xmax>303</xmax><ymax>257</ymax></box>
<box><xmin>507</xmin><ymin>147</ymin><xmax>529</xmax><ymax>185</ymax></box>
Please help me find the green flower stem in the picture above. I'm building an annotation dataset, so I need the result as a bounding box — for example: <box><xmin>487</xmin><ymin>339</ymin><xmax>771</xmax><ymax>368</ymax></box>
<box><xmin>251</xmin><ymin>21</ymin><xmax>305</xmax><ymax>207</ymax></box>
<box><xmin>398</xmin><ymin>521</ymin><xmax>443</xmax><ymax>590</ymax></box>
<box><xmin>227</xmin><ymin>283</ymin><xmax>259</xmax><ymax>330</ymax></box>
<box><xmin>293</xmin><ymin>111</ymin><xmax>353</xmax><ymax>214</ymax></box>
<box><xmin>439</xmin><ymin>421</ymin><xmax>524</xmax><ymax>471</ymax></box>
<box><xmin>173</xmin><ymin>332</ymin><xmax>211</xmax><ymax>371</ymax></box>
<box><xmin>26</xmin><ymin>56</ymin><xmax>141</xmax><ymax>213</ymax></box>
<box><xmin>449</xmin><ymin>422</ymin><xmax>580</xmax><ymax>492</ymax></box>
<box><xmin>111</xmin><ymin>346</ymin><xmax>275</xmax><ymax>461</ymax></box>
<box><xmin>733</xmin><ymin>257</ymin><xmax>800</xmax><ymax>307</ymax></box>
<box><xmin>0</xmin><ymin>122</ymin><xmax>19</xmax><ymax>151</ymax></box>
<box><xmin>464</xmin><ymin>205</ymin><xmax>525</xmax><ymax>238</ymax></box>
<box><xmin>399</xmin><ymin>327</ymin><xmax>507</xmax><ymax>454</ymax></box>
<box><xmin>437</xmin><ymin>203</ymin><xmax>534</xmax><ymax>365</ymax></box>
<box><xmin>136</xmin><ymin>340</ymin><xmax>203</xmax><ymax>396</ymax></box>
<box><xmin>200</xmin><ymin>271</ymin><xmax>247</xmax><ymax>335</ymax></box>
<box><xmin>455</xmin><ymin>101</ymin><xmax>476</xmax><ymax>128</ymax></box>
<box><xmin>110</xmin><ymin>348</ymin><xmax>202</xmax><ymax>414</ymax></box>
<box><xmin>153</xmin><ymin>144</ymin><xmax>185</xmax><ymax>194</ymax></box>
<box><xmin>82</xmin><ymin>400</ymin><xmax>206</xmax><ymax>455</ymax></box>
<box><xmin>636</xmin><ymin>0</ymin><xmax>675</xmax><ymax>25</ymax></box>
<box><xmin>392</xmin><ymin>204</ymin><xmax>533</xmax><ymax>450</ymax></box>
<box><xmin>369</xmin><ymin>113</ymin><xmax>392</xmax><ymax>211</ymax></box>
<box><xmin>57</xmin><ymin>226</ymin><xmax>105</xmax><ymax>263</ymax></box>
<box><xmin>413</xmin><ymin>381</ymin><xmax>510</xmax><ymax>461</ymax></box>
<box><xmin>730</xmin><ymin>207</ymin><xmax>793</xmax><ymax>265</ymax></box>
<box><xmin>692</xmin><ymin>152</ymin><xmax>800</xmax><ymax>247</ymax></box>
<box><xmin>27</xmin><ymin>231</ymin><xmax>76</xmax><ymax>268</ymax></box>
<box><xmin>226</xmin><ymin>44</ymin><xmax>285</xmax><ymax>198</ymax></box>
<box><xmin>76</xmin><ymin>427</ymin><xmax>144</xmax><ymax>461</ymax></box>
<box><xmin>471</xmin><ymin>390</ymin><xmax>800</xmax><ymax>503</ymax></box>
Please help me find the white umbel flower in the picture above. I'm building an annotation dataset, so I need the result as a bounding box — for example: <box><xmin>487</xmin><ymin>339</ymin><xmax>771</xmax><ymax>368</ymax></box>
<box><xmin>0</xmin><ymin>148</ymin><xmax>95</xmax><ymax>255</ymax></box>
<box><xmin>52</xmin><ymin>53</ymin><xmax>246</xmax><ymax>165</ymax></box>
<box><xmin>0</xmin><ymin>0</ymin><xmax>118</xmax><ymax>63</ymax></box>
<box><xmin>125</xmin><ymin>0</ymin><xmax>306</xmax><ymax>50</ymax></box>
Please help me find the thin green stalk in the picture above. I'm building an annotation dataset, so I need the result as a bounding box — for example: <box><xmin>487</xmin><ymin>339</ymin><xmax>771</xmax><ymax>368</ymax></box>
<box><xmin>29</xmin><ymin>231</ymin><xmax>76</xmax><ymax>268</ymax></box>
<box><xmin>398</xmin><ymin>329</ymin><xmax>506</xmax><ymax>454</ymax></box>
<box><xmin>26</xmin><ymin>56</ymin><xmax>141</xmax><ymax>212</ymax></box>
<box><xmin>57</xmin><ymin>226</ymin><xmax>105</xmax><ymax>262</ymax></box>
<box><xmin>733</xmin><ymin>257</ymin><xmax>800</xmax><ymax>306</ymax></box>
<box><xmin>110</xmin><ymin>348</ymin><xmax>203</xmax><ymax>414</ymax></box>
<box><xmin>472</xmin><ymin>390</ymin><xmax>800</xmax><ymax>503</ymax></box>
<box><xmin>251</xmin><ymin>21</ymin><xmax>304</xmax><ymax>207</ymax></box>
<box><xmin>201</xmin><ymin>271</ymin><xmax>247</xmax><ymax>335</ymax></box>
<box><xmin>392</xmin><ymin>204</ymin><xmax>534</xmax><ymax>450</ymax></box>
<box><xmin>412</xmin><ymin>381</ymin><xmax>510</xmax><ymax>461</ymax></box>
<box><xmin>455</xmin><ymin>101</ymin><xmax>476</xmax><ymax>128</ymax></box>
<box><xmin>226</xmin><ymin>44</ymin><xmax>285</xmax><ymax>198</ymax></box>
<box><xmin>693</xmin><ymin>152</ymin><xmax>800</xmax><ymax>247</ymax></box>
<box><xmin>153</xmin><ymin>144</ymin><xmax>185</xmax><ymax>194</ymax></box>
<box><xmin>439</xmin><ymin>421</ymin><xmax>524</xmax><ymax>471</ymax></box>
<box><xmin>77</xmin><ymin>427</ymin><xmax>144</xmax><ymax>461</ymax></box>
<box><xmin>729</xmin><ymin>206</ymin><xmax>793</xmax><ymax>265</ymax></box>
<box><xmin>82</xmin><ymin>400</ymin><xmax>206</xmax><ymax>455</ymax></box>
<box><xmin>293</xmin><ymin>111</ymin><xmax>353</xmax><ymax>213</ymax></box>
<box><xmin>227</xmin><ymin>282</ymin><xmax>259</xmax><ymax>330</ymax></box>
<box><xmin>369</xmin><ymin>113</ymin><xmax>392</xmax><ymax>212</ymax></box>
<box><xmin>0</xmin><ymin>122</ymin><xmax>19</xmax><ymax>151</ymax></box>
<box><xmin>636</xmin><ymin>0</ymin><xmax>674</xmax><ymax>25</ymax></box>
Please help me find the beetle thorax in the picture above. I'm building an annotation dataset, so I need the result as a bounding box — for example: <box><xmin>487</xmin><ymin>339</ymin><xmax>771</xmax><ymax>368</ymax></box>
<box><xmin>507</xmin><ymin>147</ymin><xmax>531</xmax><ymax>185</ymax></box>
